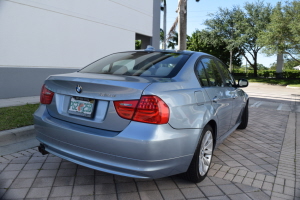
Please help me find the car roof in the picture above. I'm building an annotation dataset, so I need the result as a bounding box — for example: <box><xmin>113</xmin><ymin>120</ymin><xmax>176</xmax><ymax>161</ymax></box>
<box><xmin>138</xmin><ymin>49</ymin><xmax>195</xmax><ymax>55</ymax></box>
<box><xmin>117</xmin><ymin>49</ymin><xmax>211</xmax><ymax>56</ymax></box>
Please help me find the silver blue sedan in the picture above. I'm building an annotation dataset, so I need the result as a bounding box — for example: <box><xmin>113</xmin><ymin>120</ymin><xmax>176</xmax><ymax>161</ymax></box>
<box><xmin>34</xmin><ymin>48</ymin><xmax>249</xmax><ymax>183</ymax></box>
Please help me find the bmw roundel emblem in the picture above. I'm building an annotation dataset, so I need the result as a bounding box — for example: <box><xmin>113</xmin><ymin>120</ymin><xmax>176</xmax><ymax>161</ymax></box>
<box><xmin>76</xmin><ymin>85</ymin><xmax>82</xmax><ymax>93</ymax></box>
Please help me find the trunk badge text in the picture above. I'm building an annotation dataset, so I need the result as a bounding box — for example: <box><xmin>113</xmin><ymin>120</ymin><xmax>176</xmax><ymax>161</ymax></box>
<box><xmin>76</xmin><ymin>85</ymin><xmax>82</xmax><ymax>93</ymax></box>
<box><xmin>99</xmin><ymin>93</ymin><xmax>116</xmax><ymax>97</ymax></box>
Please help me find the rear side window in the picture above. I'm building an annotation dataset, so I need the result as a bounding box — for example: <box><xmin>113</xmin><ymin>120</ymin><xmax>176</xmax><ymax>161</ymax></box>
<box><xmin>200</xmin><ymin>58</ymin><xmax>223</xmax><ymax>87</ymax></box>
<box><xmin>195</xmin><ymin>61</ymin><xmax>209</xmax><ymax>87</ymax></box>
<box><xmin>79</xmin><ymin>52</ymin><xmax>190</xmax><ymax>78</ymax></box>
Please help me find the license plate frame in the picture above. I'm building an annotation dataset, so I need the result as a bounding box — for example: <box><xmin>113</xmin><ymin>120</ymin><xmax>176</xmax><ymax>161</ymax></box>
<box><xmin>68</xmin><ymin>96</ymin><xmax>95</xmax><ymax>118</ymax></box>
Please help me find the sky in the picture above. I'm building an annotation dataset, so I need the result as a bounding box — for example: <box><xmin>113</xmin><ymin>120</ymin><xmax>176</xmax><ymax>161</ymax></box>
<box><xmin>160</xmin><ymin>0</ymin><xmax>281</xmax><ymax>68</ymax></box>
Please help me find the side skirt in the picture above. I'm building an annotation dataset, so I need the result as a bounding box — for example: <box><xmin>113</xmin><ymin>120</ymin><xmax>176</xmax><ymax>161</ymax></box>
<box><xmin>215</xmin><ymin>122</ymin><xmax>240</xmax><ymax>149</ymax></box>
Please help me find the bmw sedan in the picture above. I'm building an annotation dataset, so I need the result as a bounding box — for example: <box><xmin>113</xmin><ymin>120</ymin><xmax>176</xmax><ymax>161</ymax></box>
<box><xmin>34</xmin><ymin>48</ymin><xmax>249</xmax><ymax>183</ymax></box>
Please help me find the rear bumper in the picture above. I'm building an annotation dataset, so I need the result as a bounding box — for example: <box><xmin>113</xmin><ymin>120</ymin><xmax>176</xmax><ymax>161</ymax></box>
<box><xmin>34</xmin><ymin>105</ymin><xmax>201</xmax><ymax>179</ymax></box>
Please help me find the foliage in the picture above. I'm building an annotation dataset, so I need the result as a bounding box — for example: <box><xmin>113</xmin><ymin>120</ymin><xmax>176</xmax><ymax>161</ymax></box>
<box><xmin>233</xmin><ymin>76</ymin><xmax>300</xmax><ymax>86</ymax></box>
<box><xmin>240</xmin><ymin>1</ymin><xmax>273</xmax><ymax>76</ymax></box>
<box><xmin>204</xmin><ymin>6</ymin><xmax>244</xmax><ymax>52</ymax></box>
<box><xmin>203</xmin><ymin>6</ymin><xmax>244</xmax><ymax>71</ymax></box>
<box><xmin>268</xmin><ymin>58</ymin><xmax>299</xmax><ymax>70</ymax></box>
<box><xmin>167</xmin><ymin>31</ymin><xmax>178</xmax><ymax>49</ymax></box>
<box><xmin>269</xmin><ymin>62</ymin><xmax>277</xmax><ymax>70</ymax></box>
<box><xmin>257</xmin><ymin>64</ymin><xmax>268</xmax><ymax>70</ymax></box>
<box><xmin>187</xmin><ymin>30</ymin><xmax>242</xmax><ymax>66</ymax></box>
<box><xmin>284</xmin><ymin>58</ymin><xmax>300</xmax><ymax>70</ymax></box>
<box><xmin>258</xmin><ymin>1</ymin><xmax>300</xmax><ymax>63</ymax></box>
<box><xmin>160</xmin><ymin>28</ymin><xmax>165</xmax><ymax>49</ymax></box>
<box><xmin>135</xmin><ymin>40</ymin><xmax>141</xmax><ymax>50</ymax></box>
<box><xmin>160</xmin><ymin>28</ymin><xmax>164</xmax><ymax>43</ymax></box>
<box><xmin>203</xmin><ymin>1</ymin><xmax>272</xmax><ymax>76</ymax></box>
<box><xmin>241</xmin><ymin>63</ymin><xmax>267</xmax><ymax>71</ymax></box>
<box><xmin>0</xmin><ymin>104</ymin><xmax>40</xmax><ymax>131</ymax></box>
<box><xmin>233</xmin><ymin>70</ymin><xmax>300</xmax><ymax>78</ymax></box>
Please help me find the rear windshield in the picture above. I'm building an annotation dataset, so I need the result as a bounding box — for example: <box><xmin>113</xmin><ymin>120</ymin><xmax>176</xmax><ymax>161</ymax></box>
<box><xmin>79</xmin><ymin>52</ymin><xmax>190</xmax><ymax>78</ymax></box>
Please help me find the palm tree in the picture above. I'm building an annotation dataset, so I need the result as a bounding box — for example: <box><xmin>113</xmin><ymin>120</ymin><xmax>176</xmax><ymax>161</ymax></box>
<box><xmin>168</xmin><ymin>32</ymin><xmax>178</xmax><ymax>49</ymax></box>
<box><xmin>166</xmin><ymin>17</ymin><xmax>178</xmax><ymax>48</ymax></box>
<box><xmin>167</xmin><ymin>0</ymin><xmax>201</xmax><ymax>50</ymax></box>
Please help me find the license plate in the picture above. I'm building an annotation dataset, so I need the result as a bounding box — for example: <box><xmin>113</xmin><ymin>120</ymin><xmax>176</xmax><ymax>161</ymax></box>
<box><xmin>68</xmin><ymin>97</ymin><xmax>95</xmax><ymax>117</ymax></box>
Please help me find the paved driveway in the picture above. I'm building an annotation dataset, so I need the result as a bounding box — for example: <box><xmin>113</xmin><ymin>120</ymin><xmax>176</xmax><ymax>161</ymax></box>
<box><xmin>0</xmin><ymin>83</ymin><xmax>299</xmax><ymax>200</ymax></box>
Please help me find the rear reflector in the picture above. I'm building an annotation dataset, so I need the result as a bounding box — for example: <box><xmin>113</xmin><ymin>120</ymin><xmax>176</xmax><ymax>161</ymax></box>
<box><xmin>114</xmin><ymin>95</ymin><xmax>169</xmax><ymax>124</ymax></box>
<box><xmin>113</xmin><ymin>100</ymin><xmax>139</xmax><ymax>120</ymax></box>
<box><xmin>40</xmin><ymin>84</ymin><xmax>54</xmax><ymax>104</ymax></box>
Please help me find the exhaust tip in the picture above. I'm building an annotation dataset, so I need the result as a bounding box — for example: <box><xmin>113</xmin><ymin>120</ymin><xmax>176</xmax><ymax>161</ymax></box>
<box><xmin>38</xmin><ymin>143</ymin><xmax>49</xmax><ymax>155</ymax></box>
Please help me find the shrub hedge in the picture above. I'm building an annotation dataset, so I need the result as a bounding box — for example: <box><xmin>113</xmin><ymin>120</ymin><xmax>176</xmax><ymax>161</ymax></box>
<box><xmin>232</xmin><ymin>70</ymin><xmax>300</xmax><ymax>78</ymax></box>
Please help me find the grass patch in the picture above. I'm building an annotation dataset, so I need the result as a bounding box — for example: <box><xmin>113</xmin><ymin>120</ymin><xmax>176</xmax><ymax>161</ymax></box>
<box><xmin>287</xmin><ymin>84</ymin><xmax>300</xmax><ymax>87</ymax></box>
<box><xmin>0</xmin><ymin>103</ymin><xmax>40</xmax><ymax>131</ymax></box>
<box><xmin>234</xmin><ymin>77</ymin><xmax>300</xmax><ymax>86</ymax></box>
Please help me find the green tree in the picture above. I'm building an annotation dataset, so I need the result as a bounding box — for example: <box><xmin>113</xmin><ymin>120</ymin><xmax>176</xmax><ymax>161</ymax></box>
<box><xmin>258</xmin><ymin>1</ymin><xmax>300</xmax><ymax>63</ymax></box>
<box><xmin>204</xmin><ymin>1</ymin><xmax>272</xmax><ymax>76</ymax></box>
<box><xmin>135</xmin><ymin>40</ymin><xmax>141</xmax><ymax>50</ymax></box>
<box><xmin>244</xmin><ymin>63</ymin><xmax>267</xmax><ymax>71</ymax></box>
<box><xmin>167</xmin><ymin>31</ymin><xmax>178</xmax><ymax>49</ymax></box>
<box><xmin>269</xmin><ymin>62</ymin><xmax>277</xmax><ymax>70</ymax></box>
<box><xmin>187</xmin><ymin>30</ymin><xmax>242</xmax><ymax>67</ymax></box>
<box><xmin>160</xmin><ymin>28</ymin><xmax>164</xmax><ymax>45</ymax></box>
<box><xmin>257</xmin><ymin>64</ymin><xmax>268</xmax><ymax>70</ymax></box>
<box><xmin>239</xmin><ymin>1</ymin><xmax>272</xmax><ymax>77</ymax></box>
<box><xmin>204</xmin><ymin>6</ymin><xmax>244</xmax><ymax>72</ymax></box>
<box><xmin>284</xmin><ymin>58</ymin><xmax>300</xmax><ymax>70</ymax></box>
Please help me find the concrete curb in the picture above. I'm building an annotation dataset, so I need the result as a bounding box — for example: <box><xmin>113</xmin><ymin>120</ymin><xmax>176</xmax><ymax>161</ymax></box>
<box><xmin>0</xmin><ymin>96</ymin><xmax>39</xmax><ymax>108</ymax></box>
<box><xmin>0</xmin><ymin>125</ymin><xmax>39</xmax><ymax>156</ymax></box>
<box><xmin>0</xmin><ymin>125</ymin><xmax>35</xmax><ymax>146</ymax></box>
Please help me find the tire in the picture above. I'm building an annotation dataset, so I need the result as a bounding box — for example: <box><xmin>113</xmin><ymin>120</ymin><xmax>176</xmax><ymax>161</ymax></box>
<box><xmin>237</xmin><ymin>101</ymin><xmax>248</xmax><ymax>129</ymax></box>
<box><xmin>182</xmin><ymin>124</ymin><xmax>214</xmax><ymax>183</ymax></box>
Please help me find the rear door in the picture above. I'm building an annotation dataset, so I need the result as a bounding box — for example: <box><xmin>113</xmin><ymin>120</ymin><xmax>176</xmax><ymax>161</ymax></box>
<box><xmin>214</xmin><ymin>60</ymin><xmax>244</xmax><ymax>128</ymax></box>
<box><xmin>196</xmin><ymin>57</ymin><xmax>234</xmax><ymax>138</ymax></box>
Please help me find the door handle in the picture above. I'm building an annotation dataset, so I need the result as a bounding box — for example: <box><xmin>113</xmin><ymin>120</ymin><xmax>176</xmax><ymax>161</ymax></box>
<box><xmin>213</xmin><ymin>96</ymin><xmax>219</xmax><ymax>103</ymax></box>
<box><xmin>230</xmin><ymin>91</ymin><xmax>237</xmax><ymax>99</ymax></box>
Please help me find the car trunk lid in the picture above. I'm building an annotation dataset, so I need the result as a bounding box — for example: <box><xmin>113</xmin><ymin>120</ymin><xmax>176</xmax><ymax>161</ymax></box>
<box><xmin>44</xmin><ymin>72</ymin><xmax>153</xmax><ymax>131</ymax></box>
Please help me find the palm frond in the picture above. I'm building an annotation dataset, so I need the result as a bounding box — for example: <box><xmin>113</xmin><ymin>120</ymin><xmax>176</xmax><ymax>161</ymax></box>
<box><xmin>167</xmin><ymin>16</ymin><xmax>178</xmax><ymax>41</ymax></box>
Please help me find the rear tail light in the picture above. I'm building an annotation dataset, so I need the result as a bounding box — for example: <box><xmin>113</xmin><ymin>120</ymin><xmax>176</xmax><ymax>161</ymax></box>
<box><xmin>114</xmin><ymin>95</ymin><xmax>169</xmax><ymax>124</ymax></box>
<box><xmin>40</xmin><ymin>84</ymin><xmax>54</xmax><ymax>104</ymax></box>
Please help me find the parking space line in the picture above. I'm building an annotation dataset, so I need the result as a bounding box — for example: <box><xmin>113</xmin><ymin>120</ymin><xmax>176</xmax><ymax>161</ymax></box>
<box><xmin>277</xmin><ymin>104</ymin><xmax>283</xmax><ymax>111</ymax></box>
<box><xmin>255</xmin><ymin>101</ymin><xmax>263</xmax><ymax>108</ymax></box>
<box><xmin>250</xmin><ymin>101</ymin><xmax>261</xmax><ymax>108</ymax></box>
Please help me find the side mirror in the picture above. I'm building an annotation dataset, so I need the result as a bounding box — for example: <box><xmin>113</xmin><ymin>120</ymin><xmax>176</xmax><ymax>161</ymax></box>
<box><xmin>238</xmin><ymin>79</ymin><xmax>248</xmax><ymax>87</ymax></box>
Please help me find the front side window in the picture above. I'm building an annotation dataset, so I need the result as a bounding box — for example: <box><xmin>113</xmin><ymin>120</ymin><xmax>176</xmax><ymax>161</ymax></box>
<box><xmin>200</xmin><ymin>58</ymin><xmax>223</xmax><ymax>87</ymax></box>
<box><xmin>215</xmin><ymin>60</ymin><xmax>235</xmax><ymax>87</ymax></box>
<box><xmin>79</xmin><ymin>52</ymin><xmax>190</xmax><ymax>78</ymax></box>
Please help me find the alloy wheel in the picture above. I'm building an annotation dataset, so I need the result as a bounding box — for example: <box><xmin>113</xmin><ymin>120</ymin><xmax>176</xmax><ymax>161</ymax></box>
<box><xmin>199</xmin><ymin>130</ymin><xmax>213</xmax><ymax>176</ymax></box>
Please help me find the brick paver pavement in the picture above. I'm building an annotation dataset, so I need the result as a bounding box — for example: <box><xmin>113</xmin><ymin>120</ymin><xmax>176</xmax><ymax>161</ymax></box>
<box><xmin>0</xmin><ymin>84</ymin><xmax>299</xmax><ymax>200</ymax></box>
<box><xmin>0</xmin><ymin>148</ymin><xmax>272</xmax><ymax>200</ymax></box>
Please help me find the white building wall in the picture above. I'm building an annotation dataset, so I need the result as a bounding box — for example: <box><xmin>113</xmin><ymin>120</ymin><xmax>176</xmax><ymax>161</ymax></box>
<box><xmin>0</xmin><ymin>0</ymin><xmax>154</xmax><ymax>68</ymax></box>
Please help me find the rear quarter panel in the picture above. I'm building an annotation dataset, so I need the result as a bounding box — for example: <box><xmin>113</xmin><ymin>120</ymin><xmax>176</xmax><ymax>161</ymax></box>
<box><xmin>143</xmin><ymin>53</ymin><xmax>216</xmax><ymax>130</ymax></box>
